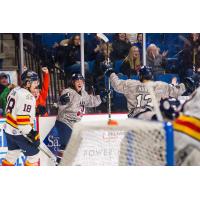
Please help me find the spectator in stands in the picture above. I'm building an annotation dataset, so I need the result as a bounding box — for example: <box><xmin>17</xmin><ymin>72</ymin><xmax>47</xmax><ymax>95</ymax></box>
<box><xmin>133</xmin><ymin>33</ymin><xmax>143</xmax><ymax>48</ymax></box>
<box><xmin>120</xmin><ymin>46</ymin><xmax>141</xmax><ymax>78</ymax></box>
<box><xmin>64</xmin><ymin>34</ymin><xmax>89</xmax><ymax>75</ymax></box>
<box><xmin>112</xmin><ymin>33</ymin><xmax>132</xmax><ymax>60</ymax></box>
<box><xmin>0</xmin><ymin>73</ymin><xmax>15</xmax><ymax>116</ymax></box>
<box><xmin>146</xmin><ymin>44</ymin><xmax>168</xmax><ymax>76</ymax></box>
<box><xmin>94</xmin><ymin>43</ymin><xmax>113</xmax><ymax>93</ymax></box>
<box><xmin>52</xmin><ymin>41</ymin><xmax>68</xmax><ymax>69</ymax></box>
<box><xmin>86</xmin><ymin>34</ymin><xmax>103</xmax><ymax>61</ymax></box>
<box><xmin>133</xmin><ymin>33</ymin><xmax>143</xmax><ymax>62</ymax></box>
<box><xmin>32</xmin><ymin>67</ymin><xmax>50</xmax><ymax>116</ymax></box>
<box><xmin>178</xmin><ymin>33</ymin><xmax>200</xmax><ymax>81</ymax></box>
<box><xmin>191</xmin><ymin>54</ymin><xmax>200</xmax><ymax>88</ymax></box>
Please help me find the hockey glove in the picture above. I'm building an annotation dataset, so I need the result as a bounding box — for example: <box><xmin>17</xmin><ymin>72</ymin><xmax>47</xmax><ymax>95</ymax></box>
<box><xmin>100</xmin><ymin>89</ymin><xmax>112</xmax><ymax>103</ymax></box>
<box><xmin>104</xmin><ymin>67</ymin><xmax>115</xmax><ymax>77</ymax></box>
<box><xmin>184</xmin><ymin>77</ymin><xmax>196</xmax><ymax>95</ymax></box>
<box><xmin>36</xmin><ymin>105</ymin><xmax>47</xmax><ymax>116</ymax></box>
<box><xmin>102</xmin><ymin>60</ymin><xmax>115</xmax><ymax>77</ymax></box>
<box><xmin>27</xmin><ymin>129</ymin><xmax>40</xmax><ymax>147</ymax></box>
<box><xmin>160</xmin><ymin>98</ymin><xmax>180</xmax><ymax>120</ymax></box>
<box><xmin>59</xmin><ymin>93</ymin><xmax>70</xmax><ymax>105</ymax></box>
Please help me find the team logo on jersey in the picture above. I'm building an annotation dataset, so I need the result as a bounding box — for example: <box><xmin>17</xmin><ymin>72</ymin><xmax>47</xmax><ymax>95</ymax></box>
<box><xmin>77</xmin><ymin>105</ymin><xmax>85</xmax><ymax>117</ymax></box>
<box><xmin>80</xmin><ymin>100</ymin><xmax>85</xmax><ymax>106</ymax></box>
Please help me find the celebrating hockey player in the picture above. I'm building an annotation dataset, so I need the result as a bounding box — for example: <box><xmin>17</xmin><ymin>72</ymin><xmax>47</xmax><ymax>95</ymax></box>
<box><xmin>172</xmin><ymin>86</ymin><xmax>200</xmax><ymax>165</ymax></box>
<box><xmin>2</xmin><ymin>70</ymin><xmax>40</xmax><ymax>166</ymax></box>
<box><xmin>104</xmin><ymin>65</ymin><xmax>186</xmax><ymax>120</ymax></box>
<box><xmin>46</xmin><ymin>73</ymin><xmax>102</xmax><ymax>163</ymax></box>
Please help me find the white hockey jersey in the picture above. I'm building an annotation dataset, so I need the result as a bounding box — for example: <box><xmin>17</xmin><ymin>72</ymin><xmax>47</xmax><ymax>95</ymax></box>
<box><xmin>110</xmin><ymin>73</ymin><xmax>186</xmax><ymax>118</ymax></box>
<box><xmin>57</xmin><ymin>87</ymin><xmax>102</xmax><ymax>129</ymax></box>
<box><xmin>4</xmin><ymin>87</ymin><xmax>36</xmax><ymax>136</ymax></box>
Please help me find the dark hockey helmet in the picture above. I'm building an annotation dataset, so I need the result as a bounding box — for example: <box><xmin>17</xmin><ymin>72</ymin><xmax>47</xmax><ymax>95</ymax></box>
<box><xmin>138</xmin><ymin>66</ymin><xmax>153</xmax><ymax>82</ymax></box>
<box><xmin>71</xmin><ymin>73</ymin><xmax>85</xmax><ymax>81</ymax></box>
<box><xmin>21</xmin><ymin>70</ymin><xmax>39</xmax><ymax>85</ymax></box>
<box><xmin>160</xmin><ymin>97</ymin><xmax>180</xmax><ymax>120</ymax></box>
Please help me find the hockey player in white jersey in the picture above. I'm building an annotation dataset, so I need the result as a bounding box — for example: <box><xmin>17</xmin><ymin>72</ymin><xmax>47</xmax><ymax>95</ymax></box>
<box><xmin>2</xmin><ymin>70</ymin><xmax>40</xmax><ymax>166</ymax></box>
<box><xmin>45</xmin><ymin>73</ymin><xmax>103</xmax><ymax>163</ymax></box>
<box><xmin>104</xmin><ymin>66</ymin><xmax>186</xmax><ymax>120</ymax></box>
<box><xmin>172</xmin><ymin>86</ymin><xmax>200</xmax><ymax>165</ymax></box>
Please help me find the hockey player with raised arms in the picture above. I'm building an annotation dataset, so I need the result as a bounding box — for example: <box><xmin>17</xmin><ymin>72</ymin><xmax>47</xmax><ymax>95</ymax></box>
<box><xmin>2</xmin><ymin>70</ymin><xmax>40</xmax><ymax>166</ymax></box>
<box><xmin>104</xmin><ymin>65</ymin><xmax>186</xmax><ymax>120</ymax></box>
<box><xmin>46</xmin><ymin>73</ymin><xmax>102</xmax><ymax>163</ymax></box>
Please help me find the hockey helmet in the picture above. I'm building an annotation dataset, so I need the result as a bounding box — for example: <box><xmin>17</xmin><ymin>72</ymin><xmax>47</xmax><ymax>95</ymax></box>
<box><xmin>138</xmin><ymin>66</ymin><xmax>153</xmax><ymax>82</ymax></box>
<box><xmin>21</xmin><ymin>70</ymin><xmax>39</xmax><ymax>85</ymax></box>
<box><xmin>71</xmin><ymin>73</ymin><xmax>85</xmax><ymax>82</ymax></box>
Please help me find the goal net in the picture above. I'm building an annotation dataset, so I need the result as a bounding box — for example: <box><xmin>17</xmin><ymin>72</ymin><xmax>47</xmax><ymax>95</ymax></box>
<box><xmin>60</xmin><ymin>119</ymin><xmax>174</xmax><ymax>166</ymax></box>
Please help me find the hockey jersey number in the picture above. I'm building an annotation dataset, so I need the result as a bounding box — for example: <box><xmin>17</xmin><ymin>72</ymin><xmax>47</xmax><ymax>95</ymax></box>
<box><xmin>136</xmin><ymin>94</ymin><xmax>153</xmax><ymax>108</ymax></box>
<box><xmin>6</xmin><ymin>97</ymin><xmax>16</xmax><ymax>113</ymax></box>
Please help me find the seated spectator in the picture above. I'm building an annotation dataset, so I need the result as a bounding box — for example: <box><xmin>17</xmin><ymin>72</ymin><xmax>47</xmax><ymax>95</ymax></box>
<box><xmin>94</xmin><ymin>43</ymin><xmax>113</xmax><ymax>93</ymax></box>
<box><xmin>112</xmin><ymin>33</ymin><xmax>132</xmax><ymax>60</ymax></box>
<box><xmin>52</xmin><ymin>41</ymin><xmax>68</xmax><ymax>70</ymax></box>
<box><xmin>85</xmin><ymin>34</ymin><xmax>103</xmax><ymax>61</ymax></box>
<box><xmin>133</xmin><ymin>33</ymin><xmax>143</xmax><ymax>47</ymax></box>
<box><xmin>178</xmin><ymin>33</ymin><xmax>200</xmax><ymax>81</ymax></box>
<box><xmin>64</xmin><ymin>34</ymin><xmax>89</xmax><ymax>75</ymax></box>
<box><xmin>32</xmin><ymin>67</ymin><xmax>50</xmax><ymax>116</ymax></box>
<box><xmin>0</xmin><ymin>73</ymin><xmax>15</xmax><ymax>116</ymax></box>
<box><xmin>133</xmin><ymin>33</ymin><xmax>143</xmax><ymax>62</ymax></box>
<box><xmin>120</xmin><ymin>46</ymin><xmax>141</xmax><ymax>78</ymax></box>
<box><xmin>146</xmin><ymin>44</ymin><xmax>168</xmax><ymax>76</ymax></box>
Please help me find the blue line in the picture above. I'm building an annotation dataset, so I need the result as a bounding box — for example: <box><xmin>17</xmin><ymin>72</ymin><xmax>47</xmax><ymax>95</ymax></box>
<box><xmin>0</xmin><ymin>152</ymin><xmax>6</xmax><ymax>155</ymax></box>
<box><xmin>164</xmin><ymin>122</ymin><xmax>174</xmax><ymax>166</ymax></box>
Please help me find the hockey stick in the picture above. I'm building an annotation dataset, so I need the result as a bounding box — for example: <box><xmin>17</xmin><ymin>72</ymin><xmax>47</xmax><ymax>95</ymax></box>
<box><xmin>97</xmin><ymin>33</ymin><xmax>114</xmax><ymax>123</ymax></box>
<box><xmin>22</xmin><ymin>134</ymin><xmax>58</xmax><ymax>166</ymax></box>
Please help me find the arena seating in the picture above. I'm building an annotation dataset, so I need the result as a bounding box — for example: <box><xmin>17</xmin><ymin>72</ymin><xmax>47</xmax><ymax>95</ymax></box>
<box><xmin>88</xmin><ymin>60</ymin><xmax>95</xmax><ymax>73</ymax></box>
<box><xmin>114</xmin><ymin>59</ymin><xmax>123</xmax><ymax>73</ymax></box>
<box><xmin>154</xmin><ymin>74</ymin><xmax>180</xmax><ymax>83</ymax></box>
<box><xmin>30</xmin><ymin>33</ymin><xmax>186</xmax><ymax>113</ymax></box>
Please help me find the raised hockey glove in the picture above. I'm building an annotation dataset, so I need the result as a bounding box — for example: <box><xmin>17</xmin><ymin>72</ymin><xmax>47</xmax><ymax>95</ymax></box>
<box><xmin>27</xmin><ymin>129</ymin><xmax>40</xmax><ymax>147</ymax></box>
<box><xmin>183</xmin><ymin>77</ymin><xmax>196</xmax><ymax>95</ymax></box>
<box><xmin>59</xmin><ymin>92</ymin><xmax>70</xmax><ymax>105</ymax></box>
<box><xmin>160</xmin><ymin>98</ymin><xmax>180</xmax><ymax>120</ymax></box>
<box><xmin>36</xmin><ymin>105</ymin><xmax>47</xmax><ymax>116</ymax></box>
<box><xmin>102</xmin><ymin>60</ymin><xmax>115</xmax><ymax>77</ymax></box>
<box><xmin>104</xmin><ymin>67</ymin><xmax>115</xmax><ymax>77</ymax></box>
<box><xmin>100</xmin><ymin>89</ymin><xmax>112</xmax><ymax>103</ymax></box>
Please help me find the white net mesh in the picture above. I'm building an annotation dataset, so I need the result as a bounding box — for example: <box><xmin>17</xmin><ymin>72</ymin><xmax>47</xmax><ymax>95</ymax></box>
<box><xmin>61</xmin><ymin>119</ymin><xmax>171</xmax><ymax>166</ymax></box>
